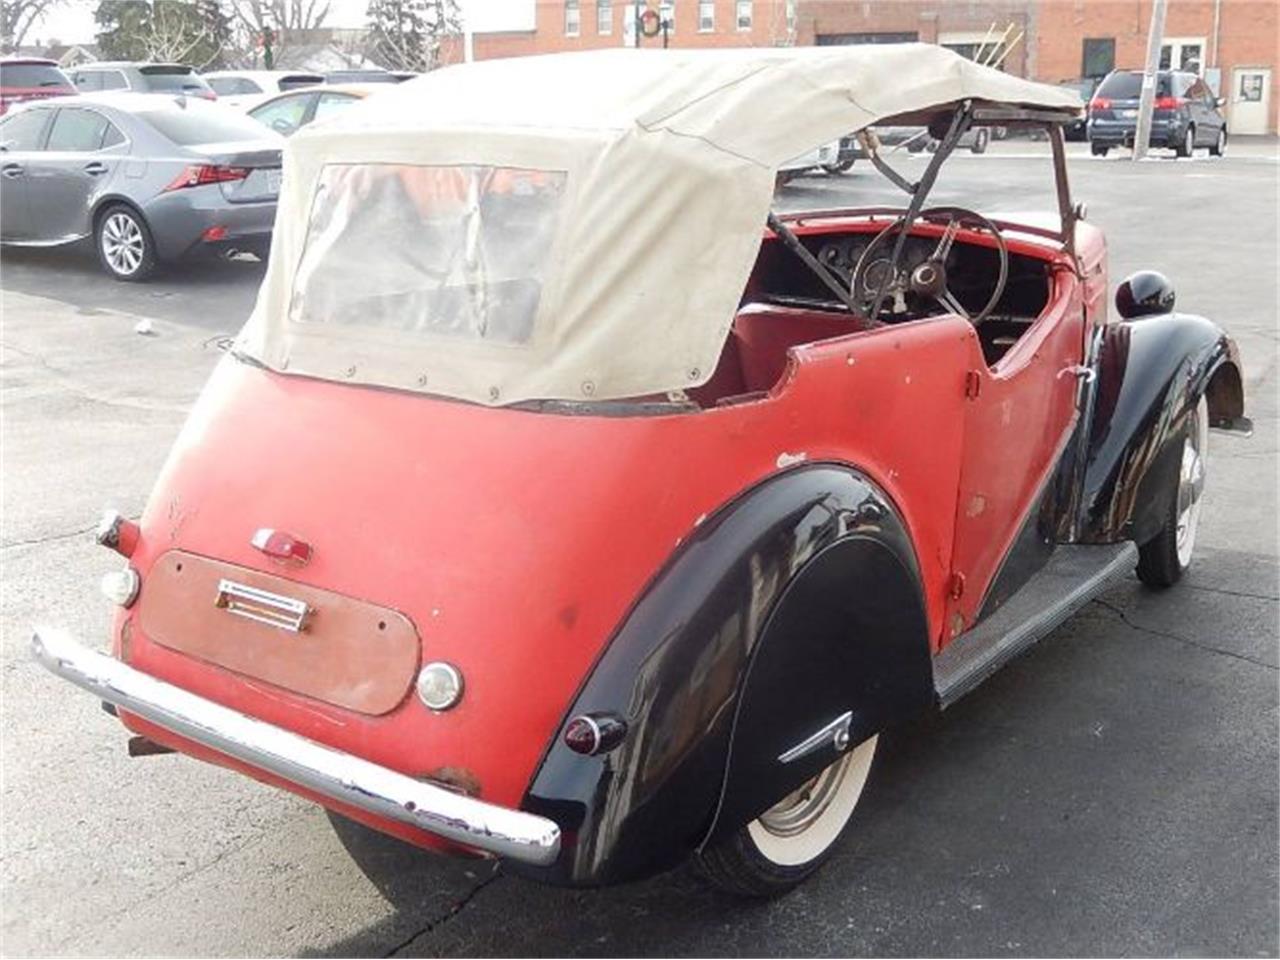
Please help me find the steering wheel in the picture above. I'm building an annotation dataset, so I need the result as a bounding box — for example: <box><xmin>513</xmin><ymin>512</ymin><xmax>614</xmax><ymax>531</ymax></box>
<box><xmin>851</xmin><ymin>206</ymin><xmax>1009</xmax><ymax>326</ymax></box>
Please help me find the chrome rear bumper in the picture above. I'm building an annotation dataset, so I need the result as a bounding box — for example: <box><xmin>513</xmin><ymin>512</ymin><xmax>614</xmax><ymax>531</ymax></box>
<box><xmin>30</xmin><ymin>627</ymin><xmax>561</xmax><ymax>867</ymax></box>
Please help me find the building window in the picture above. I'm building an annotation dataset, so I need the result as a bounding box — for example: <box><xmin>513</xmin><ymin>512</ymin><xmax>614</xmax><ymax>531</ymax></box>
<box><xmin>698</xmin><ymin>0</ymin><xmax>714</xmax><ymax>32</ymax></box>
<box><xmin>785</xmin><ymin>0</ymin><xmax>796</xmax><ymax>33</ymax></box>
<box><xmin>816</xmin><ymin>31</ymin><xmax>917</xmax><ymax>45</ymax></box>
<box><xmin>736</xmin><ymin>0</ymin><xmax>752</xmax><ymax>30</ymax></box>
<box><xmin>565</xmin><ymin>0</ymin><xmax>580</xmax><ymax>36</ymax></box>
<box><xmin>660</xmin><ymin>0</ymin><xmax>674</xmax><ymax>34</ymax></box>
<box><xmin>1081</xmin><ymin>38</ymin><xmax>1115</xmax><ymax>79</ymax></box>
<box><xmin>597</xmin><ymin>0</ymin><xmax>611</xmax><ymax>34</ymax></box>
<box><xmin>1159</xmin><ymin>37</ymin><xmax>1205</xmax><ymax>73</ymax></box>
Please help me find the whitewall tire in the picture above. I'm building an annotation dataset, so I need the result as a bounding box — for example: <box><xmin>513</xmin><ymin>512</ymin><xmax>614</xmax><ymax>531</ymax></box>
<box><xmin>697</xmin><ymin>735</ymin><xmax>878</xmax><ymax>896</ymax></box>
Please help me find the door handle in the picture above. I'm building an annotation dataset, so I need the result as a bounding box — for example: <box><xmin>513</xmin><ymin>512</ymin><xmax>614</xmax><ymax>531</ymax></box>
<box><xmin>1</xmin><ymin>163</ymin><xmax>22</xmax><ymax>178</ymax></box>
<box><xmin>1058</xmin><ymin>364</ymin><xmax>1096</xmax><ymax>383</ymax></box>
<box><xmin>83</xmin><ymin>161</ymin><xmax>108</xmax><ymax>175</ymax></box>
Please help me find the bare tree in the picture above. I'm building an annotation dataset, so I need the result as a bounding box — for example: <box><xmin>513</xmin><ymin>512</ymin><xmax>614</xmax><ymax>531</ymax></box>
<box><xmin>225</xmin><ymin>0</ymin><xmax>331</xmax><ymax>65</ymax></box>
<box><xmin>366</xmin><ymin>0</ymin><xmax>459</xmax><ymax>73</ymax></box>
<box><xmin>0</xmin><ymin>0</ymin><xmax>65</xmax><ymax>52</ymax></box>
<box><xmin>141</xmin><ymin>0</ymin><xmax>213</xmax><ymax>64</ymax></box>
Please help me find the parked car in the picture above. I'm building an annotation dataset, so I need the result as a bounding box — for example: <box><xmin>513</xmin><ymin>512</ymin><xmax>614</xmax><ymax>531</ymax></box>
<box><xmin>67</xmin><ymin>62</ymin><xmax>217</xmax><ymax>101</ymax></box>
<box><xmin>34</xmin><ymin>45</ymin><xmax>1247</xmax><ymax>899</ymax></box>
<box><xmin>202</xmin><ymin>69</ymin><xmax>323</xmax><ymax>108</ymax></box>
<box><xmin>0</xmin><ymin>95</ymin><xmax>282</xmax><ymax>279</ymax></box>
<box><xmin>324</xmin><ymin>69</ymin><xmax>398</xmax><ymax>84</ymax></box>
<box><xmin>776</xmin><ymin>139</ymin><xmax>841</xmax><ymax>183</ymax></box>
<box><xmin>246</xmin><ymin>83</ymin><xmax>382</xmax><ymax>136</ymax></box>
<box><xmin>0</xmin><ymin>57</ymin><xmax>74</xmax><ymax>116</ymax></box>
<box><xmin>1057</xmin><ymin>77</ymin><xmax>1098</xmax><ymax>140</ymax></box>
<box><xmin>1087</xmin><ymin>68</ymin><xmax>1227</xmax><ymax>157</ymax></box>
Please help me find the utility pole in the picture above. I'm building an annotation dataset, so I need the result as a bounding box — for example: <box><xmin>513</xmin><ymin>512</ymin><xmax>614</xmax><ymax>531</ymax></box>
<box><xmin>1132</xmin><ymin>0</ymin><xmax>1168</xmax><ymax>160</ymax></box>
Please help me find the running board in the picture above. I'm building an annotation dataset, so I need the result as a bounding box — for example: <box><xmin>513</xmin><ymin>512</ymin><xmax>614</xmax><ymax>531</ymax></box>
<box><xmin>933</xmin><ymin>542</ymin><xmax>1137</xmax><ymax>707</ymax></box>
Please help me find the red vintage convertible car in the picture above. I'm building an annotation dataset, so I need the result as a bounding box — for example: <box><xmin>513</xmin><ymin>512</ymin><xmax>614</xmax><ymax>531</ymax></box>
<box><xmin>35</xmin><ymin>45</ymin><xmax>1249</xmax><ymax>897</ymax></box>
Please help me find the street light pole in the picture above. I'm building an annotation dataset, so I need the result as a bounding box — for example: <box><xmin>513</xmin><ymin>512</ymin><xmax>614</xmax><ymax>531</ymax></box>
<box><xmin>1133</xmin><ymin>0</ymin><xmax>1168</xmax><ymax>160</ymax></box>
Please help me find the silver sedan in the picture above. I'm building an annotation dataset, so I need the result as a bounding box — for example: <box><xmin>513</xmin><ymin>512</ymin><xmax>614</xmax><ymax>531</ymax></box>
<box><xmin>0</xmin><ymin>93</ymin><xmax>283</xmax><ymax>280</ymax></box>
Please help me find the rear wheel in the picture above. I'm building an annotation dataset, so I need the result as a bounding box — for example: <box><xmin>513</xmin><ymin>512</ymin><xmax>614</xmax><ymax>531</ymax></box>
<box><xmin>1175</xmin><ymin>125</ymin><xmax>1195</xmax><ymax>158</ymax></box>
<box><xmin>1091</xmin><ymin>143</ymin><xmax>1110</xmax><ymax>157</ymax></box>
<box><xmin>1210</xmin><ymin>127</ymin><xmax>1227</xmax><ymax>157</ymax></box>
<box><xmin>96</xmin><ymin>204</ymin><xmax>156</xmax><ymax>281</ymax></box>
<box><xmin>1137</xmin><ymin>396</ymin><xmax>1207</xmax><ymax>588</ymax></box>
<box><xmin>822</xmin><ymin>159</ymin><xmax>854</xmax><ymax>175</ymax></box>
<box><xmin>696</xmin><ymin>735</ymin><xmax>877</xmax><ymax>898</ymax></box>
<box><xmin>970</xmin><ymin>128</ymin><xmax>990</xmax><ymax>154</ymax></box>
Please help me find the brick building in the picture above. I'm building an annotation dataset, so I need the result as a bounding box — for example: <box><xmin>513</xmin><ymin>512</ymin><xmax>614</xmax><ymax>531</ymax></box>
<box><xmin>445</xmin><ymin>1</ymin><xmax>1276</xmax><ymax>134</ymax></box>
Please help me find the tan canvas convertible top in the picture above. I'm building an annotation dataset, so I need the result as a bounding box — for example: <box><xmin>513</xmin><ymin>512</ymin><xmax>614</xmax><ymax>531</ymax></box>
<box><xmin>237</xmin><ymin>44</ymin><xmax>1081</xmax><ymax>406</ymax></box>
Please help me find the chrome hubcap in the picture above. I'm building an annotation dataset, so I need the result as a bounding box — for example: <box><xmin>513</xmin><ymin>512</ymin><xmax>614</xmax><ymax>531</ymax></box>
<box><xmin>1175</xmin><ymin>401</ymin><xmax>1208</xmax><ymax>567</ymax></box>
<box><xmin>756</xmin><ymin>752</ymin><xmax>853</xmax><ymax>839</ymax></box>
<box><xmin>102</xmin><ymin>213</ymin><xmax>144</xmax><ymax>275</ymax></box>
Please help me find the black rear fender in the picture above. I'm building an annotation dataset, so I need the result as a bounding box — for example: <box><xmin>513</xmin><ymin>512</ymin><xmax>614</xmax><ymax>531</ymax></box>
<box><xmin>516</xmin><ymin>464</ymin><xmax>933</xmax><ymax>886</ymax></box>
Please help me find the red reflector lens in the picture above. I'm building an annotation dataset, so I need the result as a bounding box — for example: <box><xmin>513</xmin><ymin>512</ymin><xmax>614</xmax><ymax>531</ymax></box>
<box><xmin>250</xmin><ymin>527</ymin><xmax>313</xmax><ymax>564</ymax></box>
<box><xmin>1089</xmin><ymin>97</ymin><xmax>1111</xmax><ymax>111</ymax></box>
<box><xmin>564</xmin><ymin>713</ymin><xmax>627</xmax><ymax>755</ymax></box>
<box><xmin>1154</xmin><ymin>96</ymin><xmax>1183</xmax><ymax>109</ymax></box>
<box><xmin>162</xmin><ymin>164</ymin><xmax>250</xmax><ymax>193</ymax></box>
<box><xmin>202</xmin><ymin>225</ymin><xmax>228</xmax><ymax>242</ymax></box>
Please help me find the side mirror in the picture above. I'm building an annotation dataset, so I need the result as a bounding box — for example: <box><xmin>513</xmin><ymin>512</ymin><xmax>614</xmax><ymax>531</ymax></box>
<box><xmin>1116</xmin><ymin>270</ymin><xmax>1176</xmax><ymax>320</ymax></box>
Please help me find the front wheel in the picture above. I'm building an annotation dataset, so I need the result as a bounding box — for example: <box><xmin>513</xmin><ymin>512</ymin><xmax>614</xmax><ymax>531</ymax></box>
<box><xmin>695</xmin><ymin>735</ymin><xmax>877</xmax><ymax>898</ymax></box>
<box><xmin>96</xmin><ymin>204</ymin><xmax>157</xmax><ymax>281</ymax></box>
<box><xmin>1210</xmin><ymin>127</ymin><xmax>1227</xmax><ymax>157</ymax></box>
<box><xmin>1137</xmin><ymin>396</ymin><xmax>1207</xmax><ymax>588</ymax></box>
<box><xmin>822</xmin><ymin>159</ymin><xmax>854</xmax><ymax>175</ymax></box>
<box><xmin>1091</xmin><ymin>143</ymin><xmax>1110</xmax><ymax>157</ymax></box>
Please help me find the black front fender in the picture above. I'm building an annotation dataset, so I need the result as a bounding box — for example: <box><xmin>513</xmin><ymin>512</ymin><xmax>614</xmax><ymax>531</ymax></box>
<box><xmin>514</xmin><ymin>464</ymin><xmax>933</xmax><ymax>886</ymax></box>
<box><xmin>1080</xmin><ymin>311</ymin><xmax>1244</xmax><ymax>544</ymax></box>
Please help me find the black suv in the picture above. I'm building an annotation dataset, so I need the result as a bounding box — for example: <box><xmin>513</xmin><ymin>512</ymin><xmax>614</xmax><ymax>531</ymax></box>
<box><xmin>1087</xmin><ymin>69</ymin><xmax>1226</xmax><ymax>157</ymax></box>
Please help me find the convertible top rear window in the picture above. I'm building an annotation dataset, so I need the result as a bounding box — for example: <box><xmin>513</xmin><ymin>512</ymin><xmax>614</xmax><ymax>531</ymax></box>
<box><xmin>290</xmin><ymin>164</ymin><xmax>567</xmax><ymax>345</ymax></box>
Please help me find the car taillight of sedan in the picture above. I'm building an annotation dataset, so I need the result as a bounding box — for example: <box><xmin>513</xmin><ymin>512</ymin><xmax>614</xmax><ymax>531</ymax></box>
<box><xmin>162</xmin><ymin>165</ymin><xmax>249</xmax><ymax>192</ymax></box>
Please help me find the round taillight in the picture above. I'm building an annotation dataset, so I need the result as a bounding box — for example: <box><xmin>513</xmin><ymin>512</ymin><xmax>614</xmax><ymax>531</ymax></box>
<box><xmin>101</xmin><ymin>566</ymin><xmax>140</xmax><ymax>608</ymax></box>
<box><xmin>416</xmin><ymin>662</ymin><xmax>464</xmax><ymax>711</ymax></box>
<box><xmin>564</xmin><ymin>713</ymin><xmax>627</xmax><ymax>756</ymax></box>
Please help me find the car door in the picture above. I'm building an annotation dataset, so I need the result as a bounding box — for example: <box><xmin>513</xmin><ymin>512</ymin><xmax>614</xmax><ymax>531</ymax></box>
<box><xmin>1181</xmin><ymin>77</ymin><xmax>1210</xmax><ymax>145</ymax></box>
<box><xmin>25</xmin><ymin>107</ymin><xmax>128</xmax><ymax>242</ymax></box>
<box><xmin>943</xmin><ymin>261</ymin><xmax>1088</xmax><ymax>641</ymax></box>
<box><xmin>1192</xmin><ymin>78</ymin><xmax>1225</xmax><ymax>140</ymax></box>
<box><xmin>0</xmin><ymin>106</ymin><xmax>54</xmax><ymax>240</ymax></box>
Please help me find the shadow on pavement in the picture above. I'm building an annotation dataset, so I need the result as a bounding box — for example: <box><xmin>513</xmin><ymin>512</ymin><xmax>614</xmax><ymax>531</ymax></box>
<box><xmin>0</xmin><ymin>241</ymin><xmax>266</xmax><ymax>331</ymax></box>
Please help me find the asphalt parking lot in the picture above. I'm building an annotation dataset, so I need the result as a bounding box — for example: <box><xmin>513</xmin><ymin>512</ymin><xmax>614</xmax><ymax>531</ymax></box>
<box><xmin>2</xmin><ymin>139</ymin><xmax>1277</xmax><ymax>957</ymax></box>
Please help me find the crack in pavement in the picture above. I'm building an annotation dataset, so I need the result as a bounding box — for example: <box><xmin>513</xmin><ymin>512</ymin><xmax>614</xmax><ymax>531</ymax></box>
<box><xmin>1</xmin><ymin>523</ymin><xmax>98</xmax><ymax>551</ymax></box>
<box><xmin>2</xmin><ymin>340</ymin><xmax>196</xmax><ymax>415</ymax></box>
<box><xmin>383</xmin><ymin>863</ymin><xmax>503</xmax><ymax>958</ymax></box>
<box><xmin>1184</xmin><ymin>582</ymin><xmax>1280</xmax><ymax>602</ymax></box>
<box><xmin>41</xmin><ymin>809</ymin><xmax>298</xmax><ymax>956</ymax></box>
<box><xmin>1090</xmin><ymin>597</ymin><xmax>1278</xmax><ymax>671</ymax></box>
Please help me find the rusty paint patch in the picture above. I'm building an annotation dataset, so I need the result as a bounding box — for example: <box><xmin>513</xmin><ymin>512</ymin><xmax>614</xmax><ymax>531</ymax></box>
<box><xmin>423</xmin><ymin>766</ymin><xmax>481</xmax><ymax>797</ymax></box>
<box><xmin>965</xmin><ymin>494</ymin><xmax>987</xmax><ymax>518</ymax></box>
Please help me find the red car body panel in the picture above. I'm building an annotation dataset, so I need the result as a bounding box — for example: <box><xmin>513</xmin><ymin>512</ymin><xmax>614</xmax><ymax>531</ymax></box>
<box><xmin>112</xmin><ymin>220</ymin><xmax>1095</xmax><ymax>852</ymax></box>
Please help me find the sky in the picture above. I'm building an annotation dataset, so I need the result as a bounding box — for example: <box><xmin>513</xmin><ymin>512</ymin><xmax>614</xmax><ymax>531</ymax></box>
<box><xmin>38</xmin><ymin>0</ymin><xmax>534</xmax><ymax>45</ymax></box>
